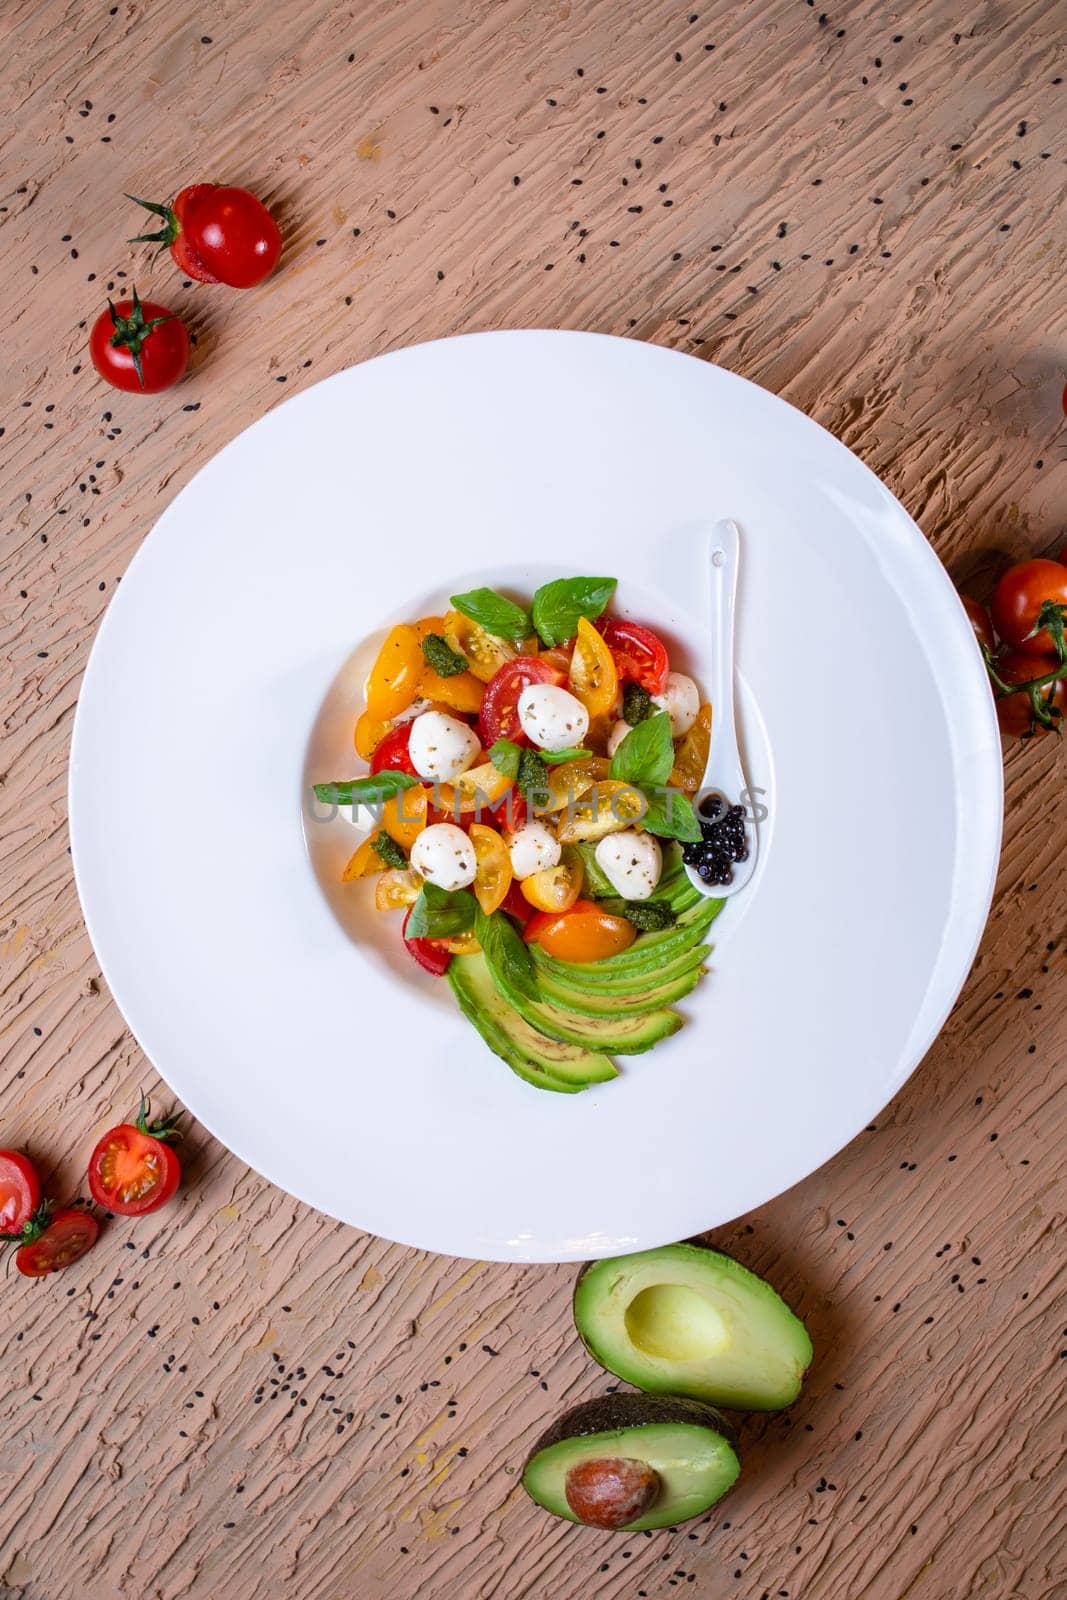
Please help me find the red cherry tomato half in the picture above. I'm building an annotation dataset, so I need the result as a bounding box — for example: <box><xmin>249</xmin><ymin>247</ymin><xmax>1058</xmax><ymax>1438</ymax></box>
<box><xmin>15</xmin><ymin>1209</ymin><xmax>99</xmax><ymax>1277</ymax></box>
<box><xmin>522</xmin><ymin>897</ymin><xmax>602</xmax><ymax>944</ymax></box>
<box><xmin>479</xmin><ymin>657</ymin><xmax>564</xmax><ymax>747</ymax></box>
<box><xmin>89</xmin><ymin>291</ymin><xmax>189</xmax><ymax>394</ymax></box>
<box><xmin>0</xmin><ymin>1151</ymin><xmax>42</xmax><ymax>1236</ymax></box>
<box><xmin>500</xmin><ymin>880</ymin><xmax>533</xmax><ymax>924</ymax></box>
<box><xmin>369</xmin><ymin>723</ymin><xmax>419</xmax><ymax>777</ymax></box>
<box><xmin>990</xmin><ymin>560</ymin><xmax>1067</xmax><ymax>654</ymax></box>
<box><xmin>597</xmin><ymin>618</ymin><xmax>670</xmax><ymax>695</ymax></box>
<box><xmin>994</xmin><ymin>649</ymin><xmax>1067</xmax><ymax>736</ymax></box>
<box><xmin>401</xmin><ymin>906</ymin><xmax>452</xmax><ymax>975</ymax></box>
<box><xmin>960</xmin><ymin>595</ymin><xmax>995</xmax><ymax>655</ymax></box>
<box><xmin>130</xmin><ymin>184</ymin><xmax>282</xmax><ymax>288</ymax></box>
<box><xmin>87</xmin><ymin>1098</ymin><xmax>182</xmax><ymax>1216</ymax></box>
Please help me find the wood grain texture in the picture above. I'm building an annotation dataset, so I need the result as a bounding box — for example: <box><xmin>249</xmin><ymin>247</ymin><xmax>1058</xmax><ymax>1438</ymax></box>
<box><xmin>1</xmin><ymin>0</ymin><xmax>1065</xmax><ymax>1596</ymax></box>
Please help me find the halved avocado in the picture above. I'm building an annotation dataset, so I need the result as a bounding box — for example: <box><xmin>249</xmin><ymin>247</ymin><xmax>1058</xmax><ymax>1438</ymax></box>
<box><xmin>522</xmin><ymin>1393</ymin><xmax>739</xmax><ymax>1530</ymax></box>
<box><xmin>448</xmin><ymin>955</ymin><xmax>616</xmax><ymax>1090</ymax></box>
<box><xmin>531</xmin><ymin>959</ymin><xmax>706</xmax><ymax>1017</ymax></box>
<box><xmin>574</xmin><ymin>1243</ymin><xmax>813</xmax><ymax>1411</ymax></box>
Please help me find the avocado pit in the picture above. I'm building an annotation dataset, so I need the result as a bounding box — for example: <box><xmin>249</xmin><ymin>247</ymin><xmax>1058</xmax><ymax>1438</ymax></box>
<box><xmin>564</xmin><ymin>1456</ymin><xmax>660</xmax><ymax>1528</ymax></box>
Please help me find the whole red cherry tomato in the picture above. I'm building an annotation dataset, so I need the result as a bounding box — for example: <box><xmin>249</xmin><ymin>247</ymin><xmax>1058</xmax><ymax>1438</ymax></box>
<box><xmin>0</xmin><ymin>1151</ymin><xmax>42</xmax><ymax>1237</ymax></box>
<box><xmin>479</xmin><ymin>657</ymin><xmax>565</xmax><ymax>747</ymax></box>
<box><xmin>130</xmin><ymin>184</ymin><xmax>282</xmax><ymax>288</ymax></box>
<box><xmin>597</xmin><ymin>618</ymin><xmax>670</xmax><ymax>694</ymax></box>
<box><xmin>369</xmin><ymin>723</ymin><xmax>419</xmax><ymax>777</ymax></box>
<box><xmin>960</xmin><ymin>595</ymin><xmax>995</xmax><ymax>654</ymax></box>
<box><xmin>89</xmin><ymin>290</ymin><xmax>189</xmax><ymax>393</ymax></box>
<box><xmin>15</xmin><ymin>1209</ymin><xmax>99</xmax><ymax>1277</ymax></box>
<box><xmin>994</xmin><ymin>649</ymin><xmax>1067</xmax><ymax>736</ymax></box>
<box><xmin>401</xmin><ymin>906</ymin><xmax>451</xmax><ymax>975</ymax></box>
<box><xmin>87</xmin><ymin>1095</ymin><xmax>182</xmax><ymax>1216</ymax></box>
<box><xmin>990</xmin><ymin>560</ymin><xmax>1067</xmax><ymax>654</ymax></box>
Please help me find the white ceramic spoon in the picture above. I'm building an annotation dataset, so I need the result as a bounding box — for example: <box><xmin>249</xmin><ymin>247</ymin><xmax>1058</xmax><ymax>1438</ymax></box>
<box><xmin>683</xmin><ymin>519</ymin><xmax>758</xmax><ymax>899</ymax></box>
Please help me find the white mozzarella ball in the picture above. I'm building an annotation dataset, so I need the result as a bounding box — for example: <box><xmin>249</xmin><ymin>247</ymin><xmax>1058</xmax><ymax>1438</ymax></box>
<box><xmin>517</xmin><ymin>684</ymin><xmax>590</xmax><ymax>752</ymax></box>
<box><xmin>651</xmin><ymin>672</ymin><xmax>700</xmax><ymax>738</ymax></box>
<box><xmin>594</xmin><ymin>830</ymin><xmax>662</xmax><ymax>901</ymax></box>
<box><xmin>410</xmin><ymin>823</ymin><xmax>477</xmax><ymax>891</ymax></box>
<box><xmin>408</xmin><ymin>710</ymin><xmax>480</xmax><ymax>783</ymax></box>
<box><xmin>507</xmin><ymin>821</ymin><xmax>561</xmax><ymax>880</ymax></box>
<box><xmin>606</xmin><ymin>719</ymin><xmax>632</xmax><ymax>759</ymax></box>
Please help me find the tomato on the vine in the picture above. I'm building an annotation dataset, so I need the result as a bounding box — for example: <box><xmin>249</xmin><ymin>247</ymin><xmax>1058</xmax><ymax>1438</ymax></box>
<box><xmin>960</xmin><ymin>596</ymin><xmax>995</xmax><ymax>655</ymax></box>
<box><xmin>87</xmin><ymin>1095</ymin><xmax>182</xmax><ymax>1216</ymax></box>
<box><xmin>597</xmin><ymin>618</ymin><xmax>670</xmax><ymax>695</ymax></box>
<box><xmin>478</xmin><ymin>657</ymin><xmax>565</xmax><ymax>746</ymax></box>
<box><xmin>89</xmin><ymin>290</ymin><xmax>189</xmax><ymax>393</ymax></box>
<box><xmin>994</xmin><ymin>649</ymin><xmax>1067</xmax><ymax>736</ymax></box>
<box><xmin>0</xmin><ymin>1152</ymin><xmax>42</xmax><ymax>1237</ymax></box>
<box><xmin>130</xmin><ymin>184</ymin><xmax>282</xmax><ymax>288</ymax></box>
<box><xmin>990</xmin><ymin>560</ymin><xmax>1067</xmax><ymax>654</ymax></box>
<box><xmin>369</xmin><ymin>723</ymin><xmax>418</xmax><ymax>777</ymax></box>
<box><xmin>15</xmin><ymin>1209</ymin><xmax>99</xmax><ymax>1277</ymax></box>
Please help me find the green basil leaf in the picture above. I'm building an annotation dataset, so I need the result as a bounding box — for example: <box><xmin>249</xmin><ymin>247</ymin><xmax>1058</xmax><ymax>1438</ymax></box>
<box><xmin>530</xmin><ymin>576</ymin><xmax>617</xmax><ymax>648</ymax></box>
<box><xmin>370</xmin><ymin>832</ymin><xmax>407</xmax><ymax>869</ymax></box>
<box><xmin>406</xmin><ymin>883</ymin><xmax>478</xmax><ymax>940</ymax></box>
<box><xmin>476</xmin><ymin>907</ymin><xmax>539</xmax><ymax>999</ymax></box>
<box><xmin>313</xmin><ymin>771</ymin><xmax>418</xmax><ymax>807</ymax></box>
<box><xmin>609</xmin><ymin>712</ymin><xmax>674</xmax><ymax>786</ymax></box>
<box><xmin>622</xmin><ymin>682</ymin><xmax>653</xmax><ymax>725</ymax></box>
<box><xmin>636</xmin><ymin>786</ymin><xmax>703</xmax><ymax>842</ymax></box>
<box><xmin>421</xmin><ymin>633</ymin><xmax>468</xmax><ymax>678</ymax></box>
<box><xmin>450</xmin><ymin>587</ymin><xmax>532</xmax><ymax>642</ymax></box>
<box><xmin>573</xmin><ymin>842</ymin><xmax>616</xmax><ymax>898</ymax></box>
<box><xmin>540</xmin><ymin>747</ymin><xmax>592</xmax><ymax>765</ymax></box>
<box><xmin>488</xmin><ymin>738</ymin><xmax>522</xmax><ymax>781</ymax></box>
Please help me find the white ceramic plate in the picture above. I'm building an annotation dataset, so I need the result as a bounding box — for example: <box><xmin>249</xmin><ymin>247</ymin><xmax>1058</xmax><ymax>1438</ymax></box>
<box><xmin>69</xmin><ymin>332</ymin><xmax>1001</xmax><ymax>1262</ymax></box>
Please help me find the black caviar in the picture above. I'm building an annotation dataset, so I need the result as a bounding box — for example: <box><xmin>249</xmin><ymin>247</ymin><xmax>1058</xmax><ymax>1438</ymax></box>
<box><xmin>681</xmin><ymin>793</ymin><xmax>749</xmax><ymax>884</ymax></box>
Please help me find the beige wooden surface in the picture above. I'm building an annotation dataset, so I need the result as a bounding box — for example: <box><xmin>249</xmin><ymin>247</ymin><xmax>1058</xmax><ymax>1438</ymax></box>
<box><xmin>2</xmin><ymin>0</ymin><xmax>1065</xmax><ymax>1596</ymax></box>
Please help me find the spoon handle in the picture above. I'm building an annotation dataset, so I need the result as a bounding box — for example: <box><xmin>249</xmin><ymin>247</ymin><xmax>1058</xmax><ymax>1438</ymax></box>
<box><xmin>706</xmin><ymin>519</ymin><xmax>741</xmax><ymax>790</ymax></box>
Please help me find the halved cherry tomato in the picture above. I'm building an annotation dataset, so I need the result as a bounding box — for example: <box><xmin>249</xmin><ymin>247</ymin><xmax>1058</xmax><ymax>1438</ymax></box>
<box><xmin>412</xmin><ymin>615</ymin><xmax>447</xmax><ymax>642</ymax></box>
<box><xmin>670</xmin><ymin>702</ymin><xmax>712</xmax><ymax>793</ymax></box>
<box><xmin>438</xmin><ymin>762</ymin><xmax>512</xmax><ymax>817</ymax></box>
<box><xmin>598</xmin><ymin>618</ymin><xmax>670</xmax><ymax>695</ymax></box>
<box><xmin>539</xmin><ymin>757</ymin><xmax>609</xmax><ymax>812</ymax></box>
<box><xmin>500</xmin><ymin>880</ymin><xmax>533</xmax><ymax>923</ymax></box>
<box><xmin>375</xmin><ymin>868</ymin><xmax>423</xmax><ymax>910</ymax></box>
<box><xmin>960</xmin><ymin>596</ymin><xmax>995</xmax><ymax>655</ymax></box>
<box><xmin>418</xmin><ymin>666</ymin><xmax>484</xmax><ymax>714</ymax></box>
<box><xmin>991</xmin><ymin>560</ymin><xmax>1067</xmax><ymax>654</ymax></box>
<box><xmin>366</xmin><ymin>625</ymin><xmax>423</xmax><ymax>719</ymax></box>
<box><xmin>469</xmin><ymin>823</ymin><xmax>513</xmax><ymax>914</ymax></box>
<box><xmin>0</xmin><ymin>1152</ymin><xmax>42</xmax><ymax>1236</ymax></box>
<box><xmin>381</xmin><ymin>787</ymin><xmax>428</xmax><ymax>850</ymax></box>
<box><xmin>555</xmin><ymin>781</ymin><xmax>647</xmax><ymax>843</ymax></box>
<box><xmin>16</xmin><ymin>1209</ymin><xmax>99</xmax><ymax>1276</ymax></box>
<box><xmin>342</xmin><ymin>830</ymin><xmax>389</xmax><ymax>880</ymax></box>
<box><xmin>538</xmin><ymin>645</ymin><xmax>574</xmax><ymax>677</ymax></box>
<box><xmin>520</xmin><ymin>851</ymin><xmax>584</xmax><ymax>912</ymax></box>
<box><xmin>87</xmin><ymin>1096</ymin><xmax>182</xmax><ymax>1216</ymax></box>
<box><xmin>369</xmin><ymin>722</ymin><xmax>419</xmax><ymax>776</ymax></box>
<box><xmin>569</xmin><ymin>617</ymin><xmax>620</xmax><ymax>719</ymax></box>
<box><xmin>355</xmin><ymin>712</ymin><xmax>393</xmax><ymax>760</ymax></box>
<box><xmin>443</xmin><ymin>610</ymin><xmax>535</xmax><ymax>683</ymax></box>
<box><xmin>524</xmin><ymin>900</ymin><xmax>636</xmax><ymax>962</ymax></box>
<box><xmin>994</xmin><ymin>649</ymin><xmax>1066</xmax><ymax>736</ymax></box>
<box><xmin>402</xmin><ymin>906</ymin><xmax>451</xmax><ymax>974</ymax></box>
<box><xmin>479</xmin><ymin>657</ymin><xmax>566</xmax><ymax>747</ymax></box>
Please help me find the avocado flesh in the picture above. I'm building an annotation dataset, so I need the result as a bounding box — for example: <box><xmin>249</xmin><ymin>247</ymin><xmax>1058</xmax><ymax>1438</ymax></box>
<box><xmin>523</xmin><ymin>1393</ymin><xmax>739</xmax><ymax>1530</ymax></box>
<box><xmin>483</xmin><ymin>952</ymin><xmax>682</xmax><ymax>1055</ymax></box>
<box><xmin>574</xmin><ymin>1243</ymin><xmax>813</xmax><ymax>1411</ymax></box>
<box><xmin>531</xmin><ymin>941</ymin><xmax>709</xmax><ymax>994</ymax></box>
<box><xmin>531</xmin><ymin>894</ymin><xmax>722</xmax><ymax>986</ymax></box>
<box><xmin>532</xmin><ymin>960</ymin><xmax>705</xmax><ymax>1017</ymax></box>
<box><xmin>448</xmin><ymin>955</ymin><xmax>616</xmax><ymax>1090</ymax></box>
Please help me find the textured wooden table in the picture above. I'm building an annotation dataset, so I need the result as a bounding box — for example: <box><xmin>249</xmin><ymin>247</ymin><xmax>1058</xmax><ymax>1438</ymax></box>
<box><xmin>2</xmin><ymin>1</ymin><xmax>1065</xmax><ymax>1596</ymax></box>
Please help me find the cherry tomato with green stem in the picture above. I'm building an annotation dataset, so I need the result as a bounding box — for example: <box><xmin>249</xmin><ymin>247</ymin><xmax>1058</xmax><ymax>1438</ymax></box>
<box><xmin>990</xmin><ymin>559</ymin><xmax>1067</xmax><ymax>654</ymax></box>
<box><xmin>15</xmin><ymin>1209</ymin><xmax>99</xmax><ymax>1277</ymax></box>
<box><xmin>960</xmin><ymin>595</ymin><xmax>996</xmax><ymax>654</ymax></box>
<box><xmin>129</xmin><ymin>184</ymin><xmax>282</xmax><ymax>288</ymax></box>
<box><xmin>87</xmin><ymin>1095</ymin><xmax>182</xmax><ymax>1216</ymax></box>
<box><xmin>89</xmin><ymin>289</ymin><xmax>189</xmax><ymax>393</ymax></box>
<box><xmin>993</xmin><ymin>649</ymin><xmax>1067</xmax><ymax>737</ymax></box>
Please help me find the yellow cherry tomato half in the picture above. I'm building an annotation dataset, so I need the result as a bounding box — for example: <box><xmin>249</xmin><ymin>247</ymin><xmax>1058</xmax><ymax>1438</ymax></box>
<box><xmin>520</xmin><ymin>851</ymin><xmax>584</xmax><ymax>913</ymax></box>
<box><xmin>438</xmin><ymin>761</ymin><xmax>513</xmax><ymax>815</ymax></box>
<box><xmin>374</xmin><ymin>868</ymin><xmax>423</xmax><ymax>910</ymax></box>
<box><xmin>539</xmin><ymin>756</ymin><xmax>610</xmax><ymax>813</ymax></box>
<box><xmin>412</xmin><ymin>615</ymin><xmax>447</xmax><ymax>643</ymax></box>
<box><xmin>568</xmin><ymin>616</ymin><xmax>619</xmax><ymax>719</ymax></box>
<box><xmin>468</xmin><ymin>822</ymin><xmax>513</xmax><ymax>915</ymax></box>
<box><xmin>418</xmin><ymin>664</ymin><xmax>485</xmax><ymax>714</ymax></box>
<box><xmin>443</xmin><ymin>610</ymin><xmax>531</xmax><ymax>683</ymax></box>
<box><xmin>670</xmin><ymin>702</ymin><xmax>712</xmax><ymax>794</ymax></box>
<box><xmin>354</xmin><ymin>711</ymin><xmax>393</xmax><ymax>760</ymax></box>
<box><xmin>342</xmin><ymin>831</ymin><xmax>389</xmax><ymax>880</ymax></box>
<box><xmin>366</xmin><ymin>625</ymin><xmax>422</xmax><ymax>720</ymax></box>
<box><xmin>555</xmin><ymin>780</ymin><xmax>647</xmax><ymax>844</ymax></box>
<box><xmin>530</xmin><ymin>904</ymin><xmax>636</xmax><ymax>963</ymax></box>
<box><xmin>381</xmin><ymin>785</ymin><xmax>428</xmax><ymax>850</ymax></box>
<box><xmin>437</xmin><ymin>928</ymin><xmax>482</xmax><ymax>955</ymax></box>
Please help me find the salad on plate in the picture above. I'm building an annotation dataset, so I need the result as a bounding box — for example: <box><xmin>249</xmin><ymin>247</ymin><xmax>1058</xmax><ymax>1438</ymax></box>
<box><xmin>313</xmin><ymin>576</ymin><xmax>733</xmax><ymax>1093</ymax></box>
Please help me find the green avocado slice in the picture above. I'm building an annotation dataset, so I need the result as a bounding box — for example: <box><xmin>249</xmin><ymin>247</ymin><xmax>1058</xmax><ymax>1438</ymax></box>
<box><xmin>447</xmin><ymin>954</ymin><xmax>616</xmax><ymax>1089</ymax></box>
<box><xmin>531</xmin><ymin>895</ymin><xmax>722</xmax><ymax>987</ymax></box>
<box><xmin>522</xmin><ymin>1393</ymin><xmax>740</xmax><ymax>1530</ymax></box>
<box><xmin>532</xmin><ymin>959</ymin><xmax>706</xmax><ymax>1016</ymax></box>
<box><xmin>531</xmin><ymin>941</ymin><xmax>710</xmax><ymax>994</ymax></box>
<box><xmin>482</xmin><ymin>949</ymin><xmax>682</xmax><ymax>1055</ymax></box>
<box><xmin>573</xmin><ymin>1243</ymin><xmax>813</xmax><ymax>1410</ymax></box>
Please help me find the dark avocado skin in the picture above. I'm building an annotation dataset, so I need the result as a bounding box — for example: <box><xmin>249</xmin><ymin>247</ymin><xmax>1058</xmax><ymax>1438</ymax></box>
<box><xmin>526</xmin><ymin>1392</ymin><xmax>737</xmax><ymax>1465</ymax></box>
